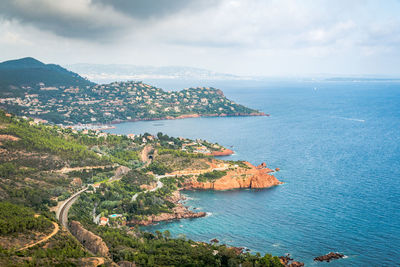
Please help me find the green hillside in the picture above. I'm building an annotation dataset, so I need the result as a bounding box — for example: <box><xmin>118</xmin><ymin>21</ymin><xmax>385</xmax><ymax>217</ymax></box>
<box><xmin>0</xmin><ymin>57</ymin><xmax>265</xmax><ymax>124</ymax></box>
<box><xmin>0</xmin><ymin>57</ymin><xmax>94</xmax><ymax>97</ymax></box>
<box><xmin>0</xmin><ymin>111</ymin><xmax>283</xmax><ymax>266</ymax></box>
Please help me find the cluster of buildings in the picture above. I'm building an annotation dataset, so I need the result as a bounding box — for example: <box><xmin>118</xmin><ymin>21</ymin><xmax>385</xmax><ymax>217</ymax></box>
<box><xmin>180</xmin><ymin>138</ymin><xmax>223</xmax><ymax>154</ymax></box>
<box><xmin>1</xmin><ymin>81</ymin><xmax>244</xmax><ymax>125</ymax></box>
<box><xmin>99</xmin><ymin>214</ymin><xmax>124</xmax><ymax>227</ymax></box>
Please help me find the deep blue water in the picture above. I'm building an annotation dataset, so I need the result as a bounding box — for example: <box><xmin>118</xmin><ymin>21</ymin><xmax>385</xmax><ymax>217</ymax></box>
<box><xmin>106</xmin><ymin>81</ymin><xmax>400</xmax><ymax>266</ymax></box>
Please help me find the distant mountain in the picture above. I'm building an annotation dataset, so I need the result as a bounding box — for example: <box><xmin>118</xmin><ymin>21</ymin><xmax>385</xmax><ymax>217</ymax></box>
<box><xmin>0</xmin><ymin>57</ymin><xmax>94</xmax><ymax>96</ymax></box>
<box><xmin>66</xmin><ymin>63</ymin><xmax>248</xmax><ymax>83</ymax></box>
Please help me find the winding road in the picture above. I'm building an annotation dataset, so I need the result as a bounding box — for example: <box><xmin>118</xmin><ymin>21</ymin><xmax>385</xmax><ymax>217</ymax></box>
<box><xmin>57</xmin><ymin>187</ymin><xmax>88</xmax><ymax>228</ymax></box>
<box><xmin>17</xmin><ymin>215</ymin><xmax>59</xmax><ymax>251</ymax></box>
<box><xmin>56</xmin><ymin>166</ymin><xmax>130</xmax><ymax>227</ymax></box>
<box><xmin>129</xmin><ymin>165</ymin><xmax>232</xmax><ymax>202</ymax></box>
<box><xmin>131</xmin><ymin>175</ymin><xmax>165</xmax><ymax>201</ymax></box>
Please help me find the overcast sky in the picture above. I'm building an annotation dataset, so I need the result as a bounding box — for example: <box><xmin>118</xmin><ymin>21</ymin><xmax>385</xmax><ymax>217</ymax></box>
<box><xmin>1</xmin><ymin>0</ymin><xmax>400</xmax><ymax>76</ymax></box>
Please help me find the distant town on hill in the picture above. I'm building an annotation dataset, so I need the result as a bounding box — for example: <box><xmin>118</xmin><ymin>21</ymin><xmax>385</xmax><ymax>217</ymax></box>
<box><xmin>0</xmin><ymin>57</ymin><xmax>264</xmax><ymax>125</ymax></box>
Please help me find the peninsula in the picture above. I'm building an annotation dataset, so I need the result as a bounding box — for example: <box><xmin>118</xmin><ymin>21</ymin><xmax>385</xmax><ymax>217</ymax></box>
<box><xmin>0</xmin><ymin>110</ymin><xmax>286</xmax><ymax>266</ymax></box>
<box><xmin>0</xmin><ymin>57</ymin><xmax>267</xmax><ymax>125</ymax></box>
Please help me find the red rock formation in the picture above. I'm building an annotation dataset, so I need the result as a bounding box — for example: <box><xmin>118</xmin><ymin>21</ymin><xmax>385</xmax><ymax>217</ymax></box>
<box><xmin>174</xmin><ymin>114</ymin><xmax>201</xmax><ymax>119</ymax></box>
<box><xmin>71</xmin><ymin>177</ymin><xmax>82</xmax><ymax>187</ymax></box>
<box><xmin>110</xmin><ymin>112</ymin><xmax>268</xmax><ymax>124</ymax></box>
<box><xmin>69</xmin><ymin>221</ymin><xmax>109</xmax><ymax>257</ymax></box>
<box><xmin>257</xmin><ymin>162</ymin><xmax>267</xmax><ymax>169</ymax></box>
<box><xmin>140</xmin><ymin>183</ymin><xmax>156</xmax><ymax>191</ymax></box>
<box><xmin>289</xmin><ymin>262</ymin><xmax>305</xmax><ymax>267</ymax></box>
<box><xmin>184</xmin><ymin>162</ymin><xmax>283</xmax><ymax>190</ymax></box>
<box><xmin>207</xmin><ymin>148</ymin><xmax>234</xmax><ymax>156</ymax></box>
<box><xmin>129</xmin><ymin>191</ymin><xmax>206</xmax><ymax>226</ymax></box>
<box><xmin>314</xmin><ymin>252</ymin><xmax>345</xmax><ymax>262</ymax></box>
<box><xmin>279</xmin><ymin>254</ymin><xmax>304</xmax><ymax>267</ymax></box>
<box><xmin>131</xmin><ymin>206</ymin><xmax>206</xmax><ymax>226</ymax></box>
<box><xmin>114</xmin><ymin>166</ymin><xmax>130</xmax><ymax>177</ymax></box>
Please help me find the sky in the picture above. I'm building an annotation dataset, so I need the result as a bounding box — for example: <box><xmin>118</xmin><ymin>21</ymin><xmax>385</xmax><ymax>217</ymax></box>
<box><xmin>1</xmin><ymin>0</ymin><xmax>400</xmax><ymax>77</ymax></box>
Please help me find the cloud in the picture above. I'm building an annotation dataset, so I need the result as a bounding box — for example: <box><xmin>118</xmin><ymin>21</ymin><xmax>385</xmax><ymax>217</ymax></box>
<box><xmin>0</xmin><ymin>0</ymin><xmax>217</xmax><ymax>40</ymax></box>
<box><xmin>0</xmin><ymin>0</ymin><xmax>400</xmax><ymax>76</ymax></box>
<box><xmin>0</xmin><ymin>0</ymin><xmax>131</xmax><ymax>39</ymax></box>
<box><xmin>93</xmin><ymin>0</ymin><xmax>217</xmax><ymax>19</ymax></box>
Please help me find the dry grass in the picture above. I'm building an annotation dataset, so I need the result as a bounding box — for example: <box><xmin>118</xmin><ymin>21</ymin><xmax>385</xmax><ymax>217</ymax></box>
<box><xmin>0</xmin><ymin>134</ymin><xmax>20</xmax><ymax>142</ymax></box>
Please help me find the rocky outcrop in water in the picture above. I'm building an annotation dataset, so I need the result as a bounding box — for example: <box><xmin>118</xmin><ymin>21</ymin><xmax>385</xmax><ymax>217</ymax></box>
<box><xmin>183</xmin><ymin>162</ymin><xmax>282</xmax><ymax>190</ymax></box>
<box><xmin>279</xmin><ymin>254</ymin><xmax>304</xmax><ymax>267</ymax></box>
<box><xmin>69</xmin><ymin>221</ymin><xmax>109</xmax><ymax>257</ymax></box>
<box><xmin>314</xmin><ymin>252</ymin><xmax>345</xmax><ymax>262</ymax></box>
<box><xmin>130</xmin><ymin>206</ymin><xmax>206</xmax><ymax>226</ymax></box>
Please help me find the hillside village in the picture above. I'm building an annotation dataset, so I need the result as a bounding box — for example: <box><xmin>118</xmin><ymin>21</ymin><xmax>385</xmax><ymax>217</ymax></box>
<box><xmin>0</xmin><ymin>81</ymin><xmax>264</xmax><ymax>125</ymax></box>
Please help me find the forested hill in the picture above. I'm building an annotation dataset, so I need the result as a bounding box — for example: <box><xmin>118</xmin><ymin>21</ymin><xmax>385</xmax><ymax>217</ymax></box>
<box><xmin>0</xmin><ymin>111</ymin><xmax>284</xmax><ymax>266</ymax></box>
<box><xmin>0</xmin><ymin>57</ymin><xmax>264</xmax><ymax>124</ymax></box>
<box><xmin>0</xmin><ymin>57</ymin><xmax>94</xmax><ymax>97</ymax></box>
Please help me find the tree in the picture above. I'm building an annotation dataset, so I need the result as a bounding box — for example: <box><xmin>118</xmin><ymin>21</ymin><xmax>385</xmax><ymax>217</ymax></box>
<box><xmin>163</xmin><ymin>230</ymin><xmax>171</xmax><ymax>239</ymax></box>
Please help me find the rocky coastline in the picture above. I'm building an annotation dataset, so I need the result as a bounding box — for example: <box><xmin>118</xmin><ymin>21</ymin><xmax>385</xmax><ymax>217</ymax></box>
<box><xmin>103</xmin><ymin>112</ymin><xmax>268</xmax><ymax>125</ymax></box>
<box><xmin>183</xmin><ymin>161</ymin><xmax>283</xmax><ymax>190</ymax></box>
<box><xmin>129</xmin><ymin>162</ymin><xmax>282</xmax><ymax>226</ymax></box>
<box><xmin>128</xmin><ymin>191</ymin><xmax>206</xmax><ymax>226</ymax></box>
<box><xmin>314</xmin><ymin>252</ymin><xmax>345</xmax><ymax>262</ymax></box>
<box><xmin>279</xmin><ymin>254</ymin><xmax>304</xmax><ymax>267</ymax></box>
<box><xmin>207</xmin><ymin>148</ymin><xmax>234</xmax><ymax>156</ymax></box>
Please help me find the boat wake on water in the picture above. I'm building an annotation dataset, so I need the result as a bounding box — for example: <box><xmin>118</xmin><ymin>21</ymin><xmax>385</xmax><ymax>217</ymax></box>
<box><xmin>330</xmin><ymin>116</ymin><xmax>365</xmax><ymax>122</ymax></box>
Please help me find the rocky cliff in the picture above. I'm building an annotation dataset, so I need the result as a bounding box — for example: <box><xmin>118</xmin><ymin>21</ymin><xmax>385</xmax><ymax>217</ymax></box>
<box><xmin>129</xmin><ymin>191</ymin><xmax>206</xmax><ymax>226</ymax></box>
<box><xmin>69</xmin><ymin>221</ymin><xmax>110</xmax><ymax>257</ymax></box>
<box><xmin>183</xmin><ymin>162</ymin><xmax>282</xmax><ymax>190</ymax></box>
<box><xmin>207</xmin><ymin>148</ymin><xmax>234</xmax><ymax>156</ymax></box>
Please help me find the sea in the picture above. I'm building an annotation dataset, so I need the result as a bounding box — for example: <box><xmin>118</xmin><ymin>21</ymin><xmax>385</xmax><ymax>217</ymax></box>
<box><xmin>106</xmin><ymin>80</ymin><xmax>400</xmax><ymax>266</ymax></box>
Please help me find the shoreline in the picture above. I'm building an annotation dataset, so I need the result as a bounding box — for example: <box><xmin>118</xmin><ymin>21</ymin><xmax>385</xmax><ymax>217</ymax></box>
<box><xmin>129</xmin><ymin>191</ymin><xmax>206</xmax><ymax>226</ymax></box>
<box><xmin>135</xmin><ymin>161</ymin><xmax>282</xmax><ymax>226</ymax></box>
<box><xmin>140</xmin><ymin>190</ymin><xmax>305</xmax><ymax>266</ymax></box>
<box><xmin>71</xmin><ymin>112</ymin><xmax>269</xmax><ymax>129</ymax></box>
<box><xmin>109</xmin><ymin>112</ymin><xmax>268</xmax><ymax>125</ymax></box>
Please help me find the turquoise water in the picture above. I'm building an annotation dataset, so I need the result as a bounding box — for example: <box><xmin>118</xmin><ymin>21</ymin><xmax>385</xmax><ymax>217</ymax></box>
<box><xmin>107</xmin><ymin>81</ymin><xmax>400</xmax><ymax>266</ymax></box>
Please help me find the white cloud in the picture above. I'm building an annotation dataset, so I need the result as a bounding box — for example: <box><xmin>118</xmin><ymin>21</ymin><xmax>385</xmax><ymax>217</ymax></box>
<box><xmin>0</xmin><ymin>0</ymin><xmax>400</xmax><ymax>76</ymax></box>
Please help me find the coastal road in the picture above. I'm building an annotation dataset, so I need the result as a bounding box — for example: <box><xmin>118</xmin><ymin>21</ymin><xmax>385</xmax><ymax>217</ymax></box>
<box><xmin>130</xmin><ymin>165</ymin><xmax>232</xmax><ymax>202</ymax></box>
<box><xmin>54</xmin><ymin>165</ymin><xmax>117</xmax><ymax>174</ymax></box>
<box><xmin>57</xmin><ymin>187</ymin><xmax>88</xmax><ymax>228</ymax></box>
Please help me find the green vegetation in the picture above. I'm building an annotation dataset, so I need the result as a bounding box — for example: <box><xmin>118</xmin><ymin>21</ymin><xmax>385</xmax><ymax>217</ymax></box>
<box><xmin>152</xmin><ymin>151</ymin><xmax>210</xmax><ymax>172</ymax></box>
<box><xmin>0</xmin><ymin>230</ymin><xmax>90</xmax><ymax>266</ymax></box>
<box><xmin>70</xmin><ymin>197</ymin><xmax>283</xmax><ymax>267</ymax></box>
<box><xmin>158</xmin><ymin>148</ymin><xmax>209</xmax><ymax>158</ymax></box>
<box><xmin>0</xmin><ymin>202</ymin><xmax>52</xmax><ymax>235</ymax></box>
<box><xmin>145</xmin><ymin>161</ymin><xmax>172</xmax><ymax>175</ymax></box>
<box><xmin>0</xmin><ymin>110</ymin><xmax>283</xmax><ymax>266</ymax></box>
<box><xmin>69</xmin><ymin>169</ymin><xmax>173</xmax><ymax>223</ymax></box>
<box><xmin>0</xmin><ymin>58</ymin><xmax>261</xmax><ymax>124</ymax></box>
<box><xmin>227</xmin><ymin>160</ymin><xmax>252</xmax><ymax>169</ymax></box>
<box><xmin>197</xmin><ymin>170</ymin><xmax>227</xmax><ymax>182</ymax></box>
<box><xmin>67</xmin><ymin>167</ymin><xmax>115</xmax><ymax>184</ymax></box>
<box><xmin>1</xmin><ymin>123</ymin><xmax>100</xmax><ymax>163</ymax></box>
<box><xmin>0</xmin><ymin>163</ymin><xmax>19</xmax><ymax>177</ymax></box>
<box><xmin>0</xmin><ymin>57</ymin><xmax>93</xmax><ymax>98</ymax></box>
